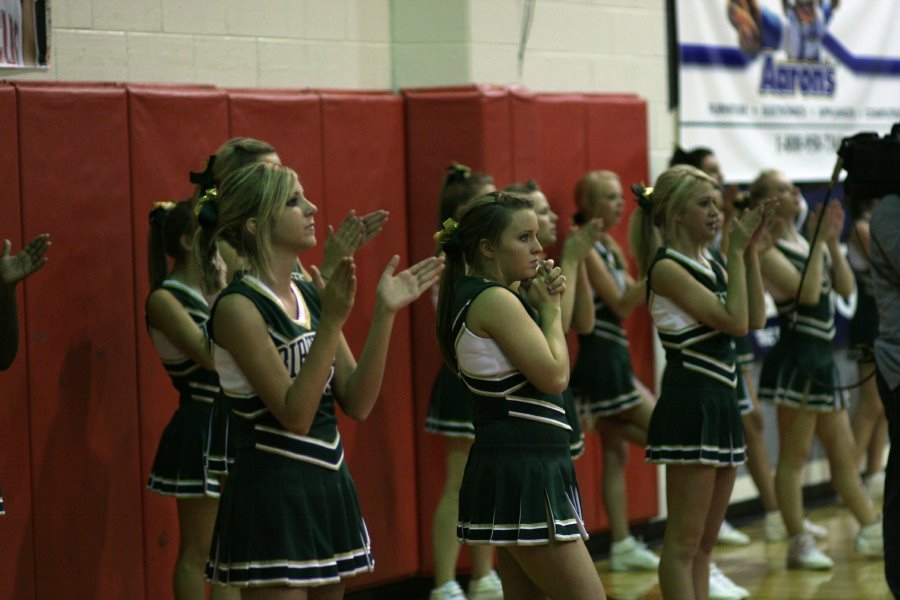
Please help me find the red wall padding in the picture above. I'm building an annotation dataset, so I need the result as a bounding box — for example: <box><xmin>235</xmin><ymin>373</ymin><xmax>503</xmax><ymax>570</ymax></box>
<box><xmin>0</xmin><ymin>84</ymin><xmax>36</xmax><ymax>600</ymax></box>
<box><xmin>16</xmin><ymin>84</ymin><xmax>144</xmax><ymax>599</ymax></box>
<box><xmin>127</xmin><ymin>86</ymin><xmax>231</xmax><ymax>600</ymax></box>
<box><xmin>404</xmin><ymin>86</ymin><xmax>657</xmax><ymax>572</ymax></box>
<box><xmin>228</xmin><ymin>89</ymin><xmax>326</xmax><ymax>268</ymax></box>
<box><xmin>320</xmin><ymin>92</ymin><xmax>420</xmax><ymax>587</ymax></box>
<box><xmin>3</xmin><ymin>82</ymin><xmax>656</xmax><ymax>598</ymax></box>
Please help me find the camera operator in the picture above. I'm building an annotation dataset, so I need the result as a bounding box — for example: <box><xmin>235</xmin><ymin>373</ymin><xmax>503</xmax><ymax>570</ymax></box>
<box><xmin>870</xmin><ymin>193</ymin><xmax>900</xmax><ymax>598</ymax></box>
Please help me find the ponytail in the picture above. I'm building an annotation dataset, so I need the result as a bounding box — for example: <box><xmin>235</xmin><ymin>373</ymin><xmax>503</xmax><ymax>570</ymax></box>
<box><xmin>192</xmin><ymin>189</ymin><xmax>227</xmax><ymax>295</ymax></box>
<box><xmin>629</xmin><ymin>165</ymin><xmax>717</xmax><ymax>277</ymax></box>
<box><xmin>434</xmin><ymin>192</ymin><xmax>533</xmax><ymax>370</ymax></box>
<box><xmin>147</xmin><ymin>200</ymin><xmax>195</xmax><ymax>289</ymax></box>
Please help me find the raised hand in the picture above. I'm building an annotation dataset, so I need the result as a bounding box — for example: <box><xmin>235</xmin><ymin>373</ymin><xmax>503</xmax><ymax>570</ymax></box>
<box><xmin>746</xmin><ymin>198</ymin><xmax>778</xmax><ymax>249</ymax></box>
<box><xmin>314</xmin><ymin>257</ymin><xmax>357</xmax><ymax>326</ymax></box>
<box><xmin>359</xmin><ymin>210</ymin><xmax>389</xmax><ymax>247</ymax></box>
<box><xmin>562</xmin><ymin>218</ymin><xmax>603</xmax><ymax>264</ymax></box>
<box><xmin>376</xmin><ymin>255</ymin><xmax>445</xmax><ymax>313</ymax></box>
<box><xmin>806</xmin><ymin>200</ymin><xmax>845</xmax><ymax>244</ymax></box>
<box><xmin>729</xmin><ymin>203</ymin><xmax>765</xmax><ymax>252</ymax></box>
<box><xmin>320</xmin><ymin>211</ymin><xmax>365</xmax><ymax>279</ymax></box>
<box><xmin>0</xmin><ymin>234</ymin><xmax>51</xmax><ymax>288</ymax></box>
<box><xmin>524</xmin><ymin>260</ymin><xmax>564</xmax><ymax>309</ymax></box>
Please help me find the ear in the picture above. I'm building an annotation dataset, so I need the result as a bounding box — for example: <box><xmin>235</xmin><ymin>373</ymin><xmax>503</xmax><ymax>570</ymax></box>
<box><xmin>245</xmin><ymin>218</ymin><xmax>258</xmax><ymax>237</ymax></box>
<box><xmin>478</xmin><ymin>238</ymin><xmax>495</xmax><ymax>259</ymax></box>
<box><xmin>178</xmin><ymin>233</ymin><xmax>193</xmax><ymax>253</ymax></box>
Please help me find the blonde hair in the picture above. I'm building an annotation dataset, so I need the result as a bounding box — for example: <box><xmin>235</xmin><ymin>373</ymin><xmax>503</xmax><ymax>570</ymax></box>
<box><xmin>628</xmin><ymin>164</ymin><xmax>717</xmax><ymax>277</ymax></box>
<box><xmin>748</xmin><ymin>169</ymin><xmax>781</xmax><ymax>207</ymax></box>
<box><xmin>192</xmin><ymin>137</ymin><xmax>278</xmax><ymax>201</ymax></box>
<box><xmin>194</xmin><ymin>162</ymin><xmax>298</xmax><ymax>293</ymax></box>
<box><xmin>574</xmin><ymin>170</ymin><xmax>620</xmax><ymax>222</ymax></box>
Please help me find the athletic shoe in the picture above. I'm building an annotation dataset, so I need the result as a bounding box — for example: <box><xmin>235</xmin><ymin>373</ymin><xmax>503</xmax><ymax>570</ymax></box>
<box><xmin>787</xmin><ymin>533</ymin><xmax>834</xmax><ymax>570</ymax></box>
<box><xmin>717</xmin><ymin>520</ymin><xmax>751</xmax><ymax>546</ymax></box>
<box><xmin>864</xmin><ymin>471</ymin><xmax>886</xmax><ymax>502</ymax></box>
<box><xmin>765</xmin><ymin>512</ymin><xmax>829</xmax><ymax>542</ymax></box>
<box><xmin>468</xmin><ymin>569</ymin><xmax>504</xmax><ymax>600</ymax></box>
<box><xmin>804</xmin><ymin>519</ymin><xmax>828</xmax><ymax>540</ymax></box>
<box><xmin>855</xmin><ymin>519</ymin><xmax>884</xmax><ymax>557</ymax></box>
<box><xmin>710</xmin><ymin>563</ymin><xmax>750</xmax><ymax>599</ymax></box>
<box><xmin>430</xmin><ymin>580</ymin><xmax>467</xmax><ymax>600</ymax></box>
<box><xmin>610</xmin><ymin>535</ymin><xmax>660</xmax><ymax>572</ymax></box>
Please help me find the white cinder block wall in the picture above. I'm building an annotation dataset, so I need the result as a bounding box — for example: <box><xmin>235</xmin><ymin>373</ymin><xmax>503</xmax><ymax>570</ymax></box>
<box><xmin>6</xmin><ymin>0</ymin><xmax>675</xmax><ymax>178</ymax></box>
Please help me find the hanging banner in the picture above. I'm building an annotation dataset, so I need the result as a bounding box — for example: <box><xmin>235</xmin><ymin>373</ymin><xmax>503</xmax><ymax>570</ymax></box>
<box><xmin>677</xmin><ymin>1</ymin><xmax>900</xmax><ymax>183</ymax></box>
<box><xmin>0</xmin><ymin>0</ymin><xmax>48</xmax><ymax>69</ymax></box>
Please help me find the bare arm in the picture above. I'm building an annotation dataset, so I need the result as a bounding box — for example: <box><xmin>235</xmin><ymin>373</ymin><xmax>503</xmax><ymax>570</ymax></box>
<box><xmin>146</xmin><ymin>289</ymin><xmax>215</xmax><ymax>370</ymax></box>
<box><xmin>214</xmin><ymin>259</ymin><xmax>357</xmax><ymax>435</ymax></box>
<box><xmin>469</xmin><ymin>279</ymin><xmax>569</xmax><ymax>395</ymax></box>
<box><xmin>331</xmin><ymin>255</ymin><xmax>444</xmax><ymax>420</ymax></box>
<box><xmin>653</xmin><ymin>249</ymin><xmax>749</xmax><ymax>337</ymax></box>
<box><xmin>571</xmin><ymin>262</ymin><xmax>596</xmax><ymax>335</ymax></box>
<box><xmin>0</xmin><ymin>234</ymin><xmax>50</xmax><ymax>371</ymax></box>
<box><xmin>584</xmin><ymin>247</ymin><xmax>644</xmax><ymax>320</ymax></box>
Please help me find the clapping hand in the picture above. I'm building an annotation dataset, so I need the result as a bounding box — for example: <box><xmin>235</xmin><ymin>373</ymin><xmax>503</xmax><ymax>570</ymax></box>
<box><xmin>0</xmin><ymin>234</ymin><xmax>51</xmax><ymax>288</ymax></box>
<box><xmin>807</xmin><ymin>200</ymin><xmax>844</xmax><ymax>244</ymax></box>
<box><xmin>313</xmin><ymin>257</ymin><xmax>357</xmax><ymax>326</ymax></box>
<box><xmin>376</xmin><ymin>255</ymin><xmax>445</xmax><ymax>313</ymax></box>
<box><xmin>562</xmin><ymin>218</ymin><xmax>603</xmax><ymax>264</ymax></box>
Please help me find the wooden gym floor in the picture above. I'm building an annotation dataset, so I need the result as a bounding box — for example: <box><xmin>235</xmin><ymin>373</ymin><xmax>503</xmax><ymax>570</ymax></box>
<box><xmin>596</xmin><ymin>502</ymin><xmax>891</xmax><ymax>600</ymax></box>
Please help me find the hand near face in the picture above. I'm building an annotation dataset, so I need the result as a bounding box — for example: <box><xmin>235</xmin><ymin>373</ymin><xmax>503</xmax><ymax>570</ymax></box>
<box><xmin>729</xmin><ymin>204</ymin><xmax>765</xmax><ymax>252</ymax></box>
<box><xmin>562</xmin><ymin>218</ymin><xmax>604</xmax><ymax>264</ymax></box>
<box><xmin>523</xmin><ymin>260</ymin><xmax>564</xmax><ymax>310</ymax></box>
<box><xmin>807</xmin><ymin>200</ymin><xmax>844</xmax><ymax>244</ymax></box>
<box><xmin>0</xmin><ymin>234</ymin><xmax>51</xmax><ymax>288</ymax></box>
<box><xmin>746</xmin><ymin>198</ymin><xmax>779</xmax><ymax>249</ymax></box>
<box><xmin>320</xmin><ymin>211</ymin><xmax>365</xmax><ymax>279</ymax></box>
<box><xmin>376</xmin><ymin>255</ymin><xmax>445</xmax><ymax>314</ymax></box>
<box><xmin>359</xmin><ymin>210</ymin><xmax>390</xmax><ymax>247</ymax></box>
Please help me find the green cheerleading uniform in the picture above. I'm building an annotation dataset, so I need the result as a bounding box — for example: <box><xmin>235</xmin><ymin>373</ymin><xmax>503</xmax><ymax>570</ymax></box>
<box><xmin>425</xmin><ymin>364</ymin><xmax>476</xmax><ymax>439</ymax></box>
<box><xmin>707</xmin><ymin>248</ymin><xmax>755</xmax><ymax>415</ymax></box>
<box><xmin>571</xmin><ymin>240</ymin><xmax>641</xmax><ymax>417</ymax></box>
<box><xmin>758</xmin><ymin>239</ymin><xmax>848</xmax><ymax>411</ymax></box>
<box><xmin>645</xmin><ymin>248</ymin><xmax>745</xmax><ymax>467</ymax></box>
<box><xmin>146</xmin><ymin>280</ymin><xmax>223</xmax><ymax>498</ymax></box>
<box><xmin>206</xmin><ymin>274</ymin><xmax>373</xmax><ymax>587</ymax></box>
<box><xmin>452</xmin><ymin>276</ymin><xmax>587</xmax><ymax>545</ymax></box>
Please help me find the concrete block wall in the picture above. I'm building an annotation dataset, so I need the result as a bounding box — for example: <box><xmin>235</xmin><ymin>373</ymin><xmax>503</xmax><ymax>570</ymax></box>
<box><xmin>6</xmin><ymin>0</ymin><xmax>674</xmax><ymax>177</ymax></box>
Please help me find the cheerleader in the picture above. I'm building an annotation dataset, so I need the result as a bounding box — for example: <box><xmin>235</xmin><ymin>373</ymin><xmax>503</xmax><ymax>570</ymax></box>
<box><xmin>196</xmin><ymin>162</ymin><xmax>442</xmax><ymax>598</ymax></box>
<box><xmin>426</xmin><ymin>164</ymin><xmax>503</xmax><ymax>600</ymax></box>
<box><xmin>435</xmin><ymin>191</ymin><xmax>606</xmax><ymax>599</ymax></box>
<box><xmin>145</xmin><ymin>200</ymin><xmax>238</xmax><ymax>600</ymax></box>
<box><xmin>570</xmin><ymin>171</ymin><xmax>660</xmax><ymax>571</ymax></box>
<box><xmin>751</xmin><ymin>169</ymin><xmax>882</xmax><ymax>569</ymax></box>
<box><xmin>630</xmin><ymin>165</ymin><xmax>768</xmax><ymax>599</ymax></box>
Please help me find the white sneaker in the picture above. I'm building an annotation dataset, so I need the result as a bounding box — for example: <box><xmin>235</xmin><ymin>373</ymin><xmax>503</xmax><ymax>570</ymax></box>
<box><xmin>804</xmin><ymin>519</ymin><xmax>828</xmax><ymax>540</ymax></box>
<box><xmin>855</xmin><ymin>519</ymin><xmax>884</xmax><ymax>557</ymax></box>
<box><xmin>430</xmin><ymin>580</ymin><xmax>467</xmax><ymax>600</ymax></box>
<box><xmin>610</xmin><ymin>535</ymin><xmax>660</xmax><ymax>572</ymax></box>
<box><xmin>468</xmin><ymin>569</ymin><xmax>503</xmax><ymax>600</ymax></box>
<box><xmin>717</xmin><ymin>520</ymin><xmax>751</xmax><ymax>546</ymax></box>
<box><xmin>709</xmin><ymin>563</ymin><xmax>750</xmax><ymax>599</ymax></box>
<box><xmin>787</xmin><ymin>533</ymin><xmax>834</xmax><ymax>570</ymax></box>
<box><xmin>864</xmin><ymin>472</ymin><xmax>886</xmax><ymax>502</ymax></box>
<box><xmin>765</xmin><ymin>512</ymin><xmax>828</xmax><ymax>542</ymax></box>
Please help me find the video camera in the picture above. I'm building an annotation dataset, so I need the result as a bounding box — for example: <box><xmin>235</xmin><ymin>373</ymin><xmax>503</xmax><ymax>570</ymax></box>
<box><xmin>837</xmin><ymin>122</ymin><xmax>900</xmax><ymax>199</ymax></box>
